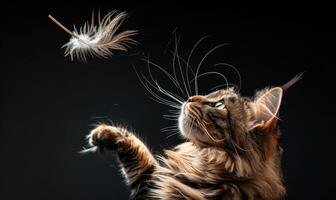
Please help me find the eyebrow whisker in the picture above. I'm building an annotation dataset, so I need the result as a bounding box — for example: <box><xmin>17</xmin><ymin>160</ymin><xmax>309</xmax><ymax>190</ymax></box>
<box><xmin>194</xmin><ymin>43</ymin><xmax>229</xmax><ymax>95</ymax></box>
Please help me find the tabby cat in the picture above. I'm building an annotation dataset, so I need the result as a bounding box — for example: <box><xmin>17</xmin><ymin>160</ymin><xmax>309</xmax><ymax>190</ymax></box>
<box><xmin>86</xmin><ymin>77</ymin><xmax>300</xmax><ymax>199</ymax></box>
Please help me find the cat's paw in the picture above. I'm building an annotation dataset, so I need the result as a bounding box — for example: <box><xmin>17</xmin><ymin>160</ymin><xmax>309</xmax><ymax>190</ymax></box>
<box><xmin>87</xmin><ymin>125</ymin><xmax>124</xmax><ymax>150</ymax></box>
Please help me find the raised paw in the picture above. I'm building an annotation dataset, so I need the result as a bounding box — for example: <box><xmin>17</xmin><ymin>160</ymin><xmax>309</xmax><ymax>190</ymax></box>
<box><xmin>87</xmin><ymin>125</ymin><xmax>124</xmax><ymax>150</ymax></box>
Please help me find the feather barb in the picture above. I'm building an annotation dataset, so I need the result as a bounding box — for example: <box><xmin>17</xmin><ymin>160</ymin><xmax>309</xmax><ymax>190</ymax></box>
<box><xmin>49</xmin><ymin>11</ymin><xmax>137</xmax><ymax>62</ymax></box>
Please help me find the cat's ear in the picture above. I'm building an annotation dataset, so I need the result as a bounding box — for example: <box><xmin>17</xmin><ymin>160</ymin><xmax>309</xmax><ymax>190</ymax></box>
<box><xmin>249</xmin><ymin>87</ymin><xmax>283</xmax><ymax>130</ymax></box>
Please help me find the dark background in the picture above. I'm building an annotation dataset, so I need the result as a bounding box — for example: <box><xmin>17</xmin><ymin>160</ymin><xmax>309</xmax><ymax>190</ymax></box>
<box><xmin>1</xmin><ymin>1</ymin><xmax>334</xmax><ymax>200</ymax></box>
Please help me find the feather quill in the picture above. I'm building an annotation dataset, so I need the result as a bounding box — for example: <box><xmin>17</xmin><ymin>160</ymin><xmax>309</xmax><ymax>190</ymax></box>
<box><xmin>48</xmin><ymin>11</ymin><xmax>137</xmax><ymax>62</ymax></box>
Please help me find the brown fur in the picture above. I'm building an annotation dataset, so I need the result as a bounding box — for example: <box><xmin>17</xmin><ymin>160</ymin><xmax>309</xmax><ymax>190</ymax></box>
<box><xmin>87</xmin><ymin>87</ymin><xmax>287</xmax><ymax>199</ymax></box>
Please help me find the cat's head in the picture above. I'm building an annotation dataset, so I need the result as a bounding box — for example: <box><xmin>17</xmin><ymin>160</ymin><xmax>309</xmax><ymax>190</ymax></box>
<box><xmin>179</xmin><ymin>86</ymin><xmax>283</xmax><ymax>151</ymax></box>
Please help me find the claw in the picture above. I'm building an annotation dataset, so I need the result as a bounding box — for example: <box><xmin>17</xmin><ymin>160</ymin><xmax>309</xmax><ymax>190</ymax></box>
<box><xmin>78</xmin><ymin>146</ymin><xmax>98</xmax><ymax>154</ymax></box>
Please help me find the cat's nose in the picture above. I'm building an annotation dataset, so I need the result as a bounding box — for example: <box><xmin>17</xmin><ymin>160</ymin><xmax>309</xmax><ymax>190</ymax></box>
<box><xmin>187</xmin><ymin>96</ymin><xmax>203</xmax><ymax>102</ymax></box>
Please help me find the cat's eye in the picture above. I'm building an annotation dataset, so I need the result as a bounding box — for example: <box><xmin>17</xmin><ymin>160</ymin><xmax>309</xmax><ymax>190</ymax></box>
<box><xmin>215</xmin><ymin>101</ymin><xmax>225</xmax><ymax>108</ymax></box>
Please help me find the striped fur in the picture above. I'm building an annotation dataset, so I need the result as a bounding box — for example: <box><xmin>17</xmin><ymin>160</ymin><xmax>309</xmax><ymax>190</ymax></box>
<box><xmin>87</xmin><ymin>87</ymin><xmax>287</xmax><ymax>199</ymax></box>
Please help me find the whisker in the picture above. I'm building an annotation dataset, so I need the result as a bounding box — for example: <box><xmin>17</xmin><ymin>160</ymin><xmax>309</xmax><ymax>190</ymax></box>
<box><xmin>230</xmin><ymin>140</ymin><xmax>242</xmax><ymax>165</ymax></box>
<box><xmin>165</xmin><ymin>113</ymin><xmax>180</xmax><ymax>117</ymax></box>
<box><xmin>189</xmin><ymin>115</ymin><xmax>226</xmax><ymax>143</ymax></box>
<box><xmin>150</xmin><ymin>97</ymin><xmax>181</xmax><ymax>109</ymax></box>
<box><xmin>198</xmin><ymin>122</ymin><xmax>225</xmax><ymax>143</ymax></box>
<box><xmin>163</xmin><ymin>117</ymin><xmax>179</xmax><ymax>121</ymax></box>
<box><xmin>171</xmin><ymin>38</ymin><xmax>185</xmax><ymax>96</ymax></box>
<box><xmin>133</xmin><ymin>65</ymin><xmax>181</xmax><ymax>109</ymax></box>
<box><xmin>167</xmin><ymin>109</ymin><xmax>181</xmax><ymax>114</ymax></box>
<box><xmin>173</xmin><ymin>34</ymin><xmax>191</xmax><ymax>97</ymax></box>
<box><xmin>190</xmin><ymin>71</ymin><xmax>229</xmax><ymax>90</ymax></box>
<box><xmin>163</xmin><ymin>115</ymin><xmax>180</xmax><ymax>121</ymax></box>
<box><xmin>143</xmin><ymin>82</ymin><xmax>179</xmax><ymax>107</ymax></box>
<box><xmin>146</xmin><ymin>57</ymin><xmax>185</xmax><ymax>104</ymax></box>
<box><xmin>194</xmin><ymin>43</ymin><xmax>230</xmax><ymax>95</ymax></box>
<box><xmin>170</xmin><ymin>34</ymin><xmax>188</xmax><ymax>97</ymax></box>
<box><xmin>166</xmin><ymin>131</ymin><xmax>180</xmax><ymax>138</ymax></box>
<box><xmin>230</xmin><ymin>139</ymin><xmax>253</xmax><ymax>152</ymax></box>
<box><xmin>187</xmin><ymin>36</ymin><xmax>209</xmax><ymax>94</ymax></box>
<box><xmin>156</xmin><ymin>84</ymin><xmax>184</xmax><ymax>105</ymax></box>
<box><xmin>163</xmin><ymin>113</ymin><xmax>180</xmax><ymax>117</ymax></box>
<box><xmin>161</xmin><ymin>126</ymin><xmax>179</xmax><ymax>132</ymax></box>
<box><xmin>214</xmin><ymin>63</ymin><xmax>242</xmax><ymax>92</ymax></box>
<box><xmin>141</xmin><ymin>58</ymin><xmax>181</xmax><ymax>90</ymax></box>
<box><xmin>139</xmin><ymin>71</ymin><xmax>183</xmax><ymax>105</ymax></box>
<box><xmin>189</xmin><ymin>118</ymin><xmax>196</xmax><ymax>137</ymax></box>
<box><xmin>168</xmin><ymin>51</ymin><xmax>196</xmax><ymax>96</ymax></box>
<box><xmin>210</xmin><ymin>83</ymin><xmax>239</xmax><ymax>91</ymax></box>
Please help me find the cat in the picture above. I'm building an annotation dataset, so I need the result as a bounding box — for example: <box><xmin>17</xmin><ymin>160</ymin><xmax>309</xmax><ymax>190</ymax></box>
<box><xmin>85</xmin><ymin>75</ymin><xmax>301</xmax><ymax>200</ymax></box>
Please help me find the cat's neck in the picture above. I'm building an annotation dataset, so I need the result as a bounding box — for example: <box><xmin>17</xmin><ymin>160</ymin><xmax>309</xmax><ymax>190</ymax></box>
<box><xmin>172</xmin><ymin>142</ymin><xmax>264</xmax><ymax>179</ymax></box>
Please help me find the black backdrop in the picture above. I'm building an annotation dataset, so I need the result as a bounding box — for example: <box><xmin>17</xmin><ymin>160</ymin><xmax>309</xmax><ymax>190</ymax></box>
<box><xmin>1</xmin><ymin>1</ymin><xmax>334</xmax><ymax>200</ymax></box>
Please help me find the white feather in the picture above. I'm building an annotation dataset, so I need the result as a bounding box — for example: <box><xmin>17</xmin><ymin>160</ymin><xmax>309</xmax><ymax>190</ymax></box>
<box><xmin>49</xmin><ymin>11</ymin><xmax>137</xmax><ymax>62</ymax></box>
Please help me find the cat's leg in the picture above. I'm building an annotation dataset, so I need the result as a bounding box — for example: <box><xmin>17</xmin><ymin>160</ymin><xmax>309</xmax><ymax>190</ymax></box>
<box><xmin>88</xmin><ymin>124</ymin><xmax>158</xmax><ymax>198</ymax></box>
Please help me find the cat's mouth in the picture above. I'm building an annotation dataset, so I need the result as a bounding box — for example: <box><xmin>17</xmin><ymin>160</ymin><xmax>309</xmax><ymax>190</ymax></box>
<box><xmin>179</xmin><ymin>102</ymin><xmax>207</xmax><ymax>137</ymax></box>
<box><xmin>184</xmin><ymin>103</ymin><xmax>203</xmax><ymax>121</ymax></box>
<box><xmin>179</xmin><ymin>102</ymin><xmax>232</xmax><ymax>144</ymax></box>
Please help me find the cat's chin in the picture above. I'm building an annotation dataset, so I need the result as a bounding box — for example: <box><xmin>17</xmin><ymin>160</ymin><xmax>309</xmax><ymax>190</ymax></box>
<box><xmin>179</xmin><ymin>114</ymin><xmax>199</xmax><ymax>138</ymax></box>
<box><xmin>178</xmin><ymin>112</ymin><xmax>211</xmax><ymax>144</ymax></box>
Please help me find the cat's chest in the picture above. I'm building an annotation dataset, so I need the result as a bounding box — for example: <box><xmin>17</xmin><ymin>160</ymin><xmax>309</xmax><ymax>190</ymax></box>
<box><xmin>157</xmin><ymin>143</ymin><xmax>266</xmax><ymax>197</ymax></box>
<box><xmin>161</xmin><ymin>143</ymin><xmax>239</xmax><ymax>183</ymax></box>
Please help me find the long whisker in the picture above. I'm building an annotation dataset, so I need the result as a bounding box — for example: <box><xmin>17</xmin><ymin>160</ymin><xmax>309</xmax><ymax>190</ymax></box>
<box><xmin>150</xmin><ymin>98</ymin><xmax>181</xmax><ymax>109</ymax></box>
<box><xmin>141</xmin><ymin>58</ymin><xmax>181</xmax><ymax>90</ymax></box>
<box><xmin>163</xmin><ymin>113</ymin><xmax>180</xmax><ymax>117</ymax></box>
<box><xmin>210</xmin><ymin>83</ymin><xmax>239</xmax><ymax>91</ymax></box>
<box><xmin>198</xmin><ymin>121</ymin><xmax>226</xmax><ymax>143</ymax></box>
<box><xmin>166</xmin><ymin>131</ymin><xmax>180</xmax><ymax>138</ymax></box>
<box><xmin>168</xmin><ymin>51</ymin><xmax>196</xmax><ymax>77</ymax></box>
<box><xmin>145</xmin><ymin>66</ymin><xmax>184</xmax><ymax>106</ymax></box>
<box><xmin>161</xmin><ymin>125</ymin><xmax>179</xmax><ymax>132</ymax></box>
<box><xmin>173</xmin><ymin>34</ymin><xmax>190</xmax><ymax>97</ymax></box>
<box><xmin>214</xmin><ymin>63</ymin><xmax>242</xmax><ymax>92</ymax></box>
<box><xmin>189</xmin><ymin>114</ymin><xmax>227</xmax><ymax>143</ymax></box>
<box><xmin>230</xmin><ymin>140</ymin><xmax>242</xmax><ymax>165</ymax></box>
<box><xmin>141</xmin><ymin>78</ymin><xmax>180</xmax><ymax>107</ymax></box>
<box><xmin>133</xmin><ymin>65</ymin><xmax>181</xmax><ymax>109</ymax></box>
<box><xmin>187</xmin><ymin>36</ymin><xmax>209</xmax><ymax>94</ymax></box>
<box><xmin>171</xmin><ymin>35</ymin><xmax>186</xmax><ymax>96</ymax></box>
<box><xmin>167</xmin><ymin>109</ymin><xmax>181</xmax><ymax>114</ymax></box>
<box><xmin>190</xmin><ymin>71</ymin><xmax>229</xmax><ymax>90</ymax></box>
<box><xmin>230</xmin><ymin>138</ymin><xmax>252</xmax><ymax>152</ymax></box>
<box><xmin>140</xmin><ymin>70</ymin><xmax>184</xmax><ymax>105</ymax></box>
<box><xmin>168</xmin><ymin>51</ymin><xmax>196</xmax><ymax>96</ymax></box>
<box><xmin>163</xmin><ymin>115</ymin><xmax>180</xmax><ymax>121</ymax></box>
<box><xmin>156</xmin><ymin>84</ymin><xmax>184</xmax><ymax>104</ymax></box>
<box><xmin>164</xmin><ymin>123</ymin><xmax>180</xmax><ymax>138</ymax></box>
<box><xmin>194</xmin><ymin>43</ymin><xmax>229</xmax><ymax>95</ymax></box>
<box><xmin>189</xmin><ymin>118</ymin><xmax>195</xmax><ymax>132</ymax></box>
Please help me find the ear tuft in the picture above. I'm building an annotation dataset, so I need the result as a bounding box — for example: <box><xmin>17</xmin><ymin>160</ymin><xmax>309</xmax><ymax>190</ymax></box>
<box><xmin>282</xmin><ymin>72</ymin><xmax>304</xmax><ymax>91</ymax></box>
<box><xmin>251</xmin><ymin>87</ymin><xmax>283</xmax><ymax>128</ymax></box>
